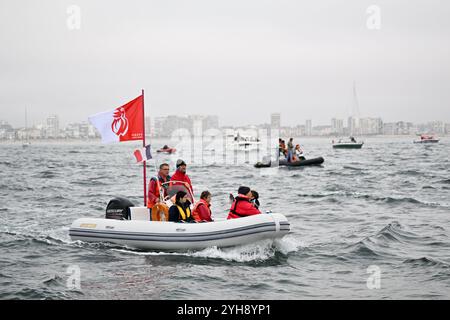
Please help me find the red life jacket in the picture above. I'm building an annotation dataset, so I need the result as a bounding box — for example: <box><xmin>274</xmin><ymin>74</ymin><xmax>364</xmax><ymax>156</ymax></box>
<box><xmin>227</xmin><ymin>195</ymin><xmax>261</xmax><ymax>219</ymax></box>
<box><xmin>192</xmin><ymin>199</ymin><xmax>212</xmax><ymax>222</ymax></box>
<box><xmin>170</xmin><ymin>170</ymin><xmax>193</xmax><ymax>193</ymax></box>
<box><xmin>147</xmin><ymin>175</ymin><xmax>170</xmax><ymax>208</ymax></box>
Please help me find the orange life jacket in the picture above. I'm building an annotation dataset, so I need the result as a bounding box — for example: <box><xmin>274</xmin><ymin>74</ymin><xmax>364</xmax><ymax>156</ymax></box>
<box><xmin>192</xmin><ymin>199</ymin><xmax>211</xmax><ymax>222</ymax></box>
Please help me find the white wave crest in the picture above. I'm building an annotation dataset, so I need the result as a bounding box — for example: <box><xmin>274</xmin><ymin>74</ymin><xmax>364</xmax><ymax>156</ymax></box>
<box><xmin>112</xmin><ymin>235</ymin><xmax>305</xmax><ymax>262</ymax></box>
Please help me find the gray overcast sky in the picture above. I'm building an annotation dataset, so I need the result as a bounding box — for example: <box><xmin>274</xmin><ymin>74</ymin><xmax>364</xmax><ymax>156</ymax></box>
<box><xmin>1</xmin><ymin>0</ymin><xmax>449</xmax><ymax>127</ymax></box>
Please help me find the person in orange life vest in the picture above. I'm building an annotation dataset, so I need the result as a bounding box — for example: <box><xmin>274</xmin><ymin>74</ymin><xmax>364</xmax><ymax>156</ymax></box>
<box><xmin>168</xmin><ymin>191</ymin><xmax>196</xmax><ymax>223</ymax></box>
<box><xmin>147</xmin><ymin>163</ymin><xmax>171</xmax><ymax>208</ymax></box>
<box><xmin>227</xmin><ymin>186</ymin><xmax>261</xmax><ymax>219</ymax></box>
<box><xmin>170</xmin><ymin>159</ymin><xmax>193</xmax><ymax>194</ymax></box>
<box><xmin>192</xmin><ymin>191</ymin><xmax>213</xmax><ymax>222</ymax></box>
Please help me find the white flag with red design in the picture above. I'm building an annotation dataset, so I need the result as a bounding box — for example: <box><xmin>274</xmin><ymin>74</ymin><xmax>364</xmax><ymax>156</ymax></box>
<box><xmin>88</xmin><ymin>95</ymin><xmax>144</xmax><ymax>144</ymax></box>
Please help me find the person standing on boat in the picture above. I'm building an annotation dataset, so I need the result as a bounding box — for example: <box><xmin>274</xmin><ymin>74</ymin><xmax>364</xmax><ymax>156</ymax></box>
<box><xmin>171</xmin><ymin>159</ymin><xmax>194</xmax><ymax>194</ymax></box>
<box><xmin>192</xmin><ymin>191</ymin><xmax>213</xmax><ymax>222</ymax></box>
<box><xmin>287</xmin><ymin>138</ymin><xmax>294</xmax><ymax>162</ymax></box>
<box><xmin>278</xmin><ymin>138</ymin><xmax>283</xmax><ymax>156</ymax></box>
<box><xmin>169</xmin><ymin>191</ymin><xmax>195</xmax><ymax>223</ymax></box>
<box><xmin>279</xmin><ymin>139</ymin><xmax>287</xmax><ymax>157</ymax></box>
<box><xmin>147</xmin><ymin>163</ymin><xmax>171</xmax><ymax>208</ymax></box>
<box><xmin>227</xmin><ymin>186</ymin><xmax>261</xmax><ymax>219</ymax></box>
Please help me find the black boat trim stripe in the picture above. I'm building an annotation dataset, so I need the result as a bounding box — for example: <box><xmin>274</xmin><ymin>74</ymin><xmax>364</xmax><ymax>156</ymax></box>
<box><xmin>70</xmin><ymin>224</ymin><xmax>276</xmax><ymax>240</ymax></box>
<box><xmin>69</xmin><ymin>227</ymin><xmax>283</xmax><ymax>242</ymax></box>
<box><xmin>70</xmin><ymin>222</ymin><xmax>277</xmax><ymax>238</ymax></box>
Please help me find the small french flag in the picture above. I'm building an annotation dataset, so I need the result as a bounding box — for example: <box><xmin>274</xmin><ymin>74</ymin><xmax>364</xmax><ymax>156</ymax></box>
<box><xmin>133</xmin><ymin>144</ymin><xmax>152</xmax><ymax>163</ymax></box>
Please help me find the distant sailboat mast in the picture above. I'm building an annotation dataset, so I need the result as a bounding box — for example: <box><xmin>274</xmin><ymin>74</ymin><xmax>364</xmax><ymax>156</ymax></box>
<box><xmin>351</xmin><ymin>81</ymin><xmax>361</xmax><ymax>136</ymax></box>
<box><xmin>25</xmin><ymin>107</ymin><xmax>27</xmax><ymax>142</ymax></box>
<box><xmin>22</xmin><ymin>107</ymin><xmax>30</xmax><ymax>147</ymax></box>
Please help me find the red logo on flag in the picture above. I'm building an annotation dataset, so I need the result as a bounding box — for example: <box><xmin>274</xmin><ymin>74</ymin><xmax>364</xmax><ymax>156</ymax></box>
<box><xmin>110</xmin><ymin>95</ymin><xmax>143</xmax><ymax>142</ymax></box>
<box><xmin>111</xmin><ymin>107</ymin><xmax>129</xmax><ymax>137</ymax></box>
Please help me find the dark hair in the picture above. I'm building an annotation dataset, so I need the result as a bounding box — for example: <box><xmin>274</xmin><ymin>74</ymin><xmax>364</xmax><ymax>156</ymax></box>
<box><xmin>200</xmin><ymin>191</ymin><xmax>211</xmax><ymax>200</ymax></box>
<box><xmin>160</xmin><ymin>163</ymin><xmax>169</xmax><ymax>169</ymax></box>
<box><xmin>251</xmin><ymin>190</ymin><xmax>259</xmax><ymax>199</ymax></box>
<box><xmin>238</xmin><ymin>186</ymin><xmax>251</xmax><ymax>195</ymax></box>
<box><xmin>175</xmin><ymin>191</ymin><xmax>187</xmax><ymax>204</ymax></box>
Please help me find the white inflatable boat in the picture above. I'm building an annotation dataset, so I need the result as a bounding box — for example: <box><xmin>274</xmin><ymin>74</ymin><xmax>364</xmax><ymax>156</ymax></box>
<box><xmin>70</xmin><ymin>181</ymin><xmax>290</xmax><ymax>251</ymax></box>
<box><xmin>69</xmin><ymin>209</ymin><xmax>290</xmax><ymax>251</ymax></box>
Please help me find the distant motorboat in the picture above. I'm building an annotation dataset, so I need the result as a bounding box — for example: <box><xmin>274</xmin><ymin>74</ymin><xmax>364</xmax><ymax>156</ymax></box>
<box><xmin>228</xmin><ymin>133</ymin><xmax>261</xmax><ymax>151</ymax></box>
<box><xmin>332</xmin><ymin>137</ymin><xmax>364</xmax><ymax>149</ymax></box>
<box><xmin>156</xmin><ymin>145</ymin><xmax>176</xmax><ymax>154</ymax></box>
<box><xmin>414</xmin><ymin>134</ymin><xmax>439</xmax><ymax>144</ymax></box>
<box><xmin>255</xmin><ymin>157</ymin><xmax>324</xmax><ymax>168</ymax></box>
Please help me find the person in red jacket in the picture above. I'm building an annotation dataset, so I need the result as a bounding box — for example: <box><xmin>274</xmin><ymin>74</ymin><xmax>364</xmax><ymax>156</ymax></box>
<box><xmin>147</xmin><ymin>163</ymin><xmax>171</xmax><ymax>208</ymax></box>
<box><xmin>227</xmin><ymin>186</ymin><xmax>261</xmax><ymax>219</ymax></box>
<box><xmin>192</xmin><ymin>191</ymin><xmax>213</xmax><ymax>222</ymax></box>
<box><xmin>170</xmin><ymin>159</ymin><xmax>193</xmax><ymax>194</ymax></box>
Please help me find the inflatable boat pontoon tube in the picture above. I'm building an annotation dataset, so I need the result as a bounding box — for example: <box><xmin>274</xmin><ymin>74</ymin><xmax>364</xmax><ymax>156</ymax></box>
<box><xmin>254</xmin><ymin>157</ymin><xmax>324</xmax><ymax>168</ymax></box>
<box><xmin>69</xmin><ymin>211</ymin><xmax>290</xmax><ymax>251</ymax></box>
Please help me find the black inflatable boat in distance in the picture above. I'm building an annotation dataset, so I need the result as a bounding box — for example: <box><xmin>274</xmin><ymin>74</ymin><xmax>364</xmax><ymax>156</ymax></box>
<box><xmin>254</xmin><ymin>157</ymin><xmax>325</xmax><ymax>168</ymax></box>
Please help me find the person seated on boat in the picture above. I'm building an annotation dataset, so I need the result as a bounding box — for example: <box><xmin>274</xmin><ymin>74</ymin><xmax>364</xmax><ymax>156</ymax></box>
<box><xmin>293</xmin><ymin>144</ymin><xmax>305</xmax><ymax>161</ymax></box>
<box><xmin>249</xmin><ymin>190</ymin><xmax>260</xmax><ymax>209</ymax></box>
<box><xmin>192</xmin><ymin>190</ymin><xmax>213</xmax><ymax>222</ymax></box>
<box><xmin>162</xmin><ymin>144</ymin><xmax>169</xmax><ymax>149</ymax></box>
<box><xmin>227</xmin><ymin>186</ymin><xmax>261</xmax><ymax>219</ymax></box>
<box><xmin>147</xmin><ymin>163</ymin><xmax>171</xmax><ymax>209</ymax></box>
<box><xmin>350</xmin><ymin>136</ymin><xmax>356</xmax><ymax>143</ymax></box>
<box><xmin>169</xmin><ymin>191</ymin><xmax>196</xmax><ymax>223</ymax></box>
<box><xmin>170</xmin><ymin>159</ymin><xmax>194</xmax><ymax>194</ymax></box>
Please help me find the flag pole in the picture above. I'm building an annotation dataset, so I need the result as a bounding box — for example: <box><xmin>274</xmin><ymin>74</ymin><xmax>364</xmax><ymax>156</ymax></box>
<box><xmin>142</xmin><ymin>89</ymin><xmax>147</xmax><ymax>207</ymax></box>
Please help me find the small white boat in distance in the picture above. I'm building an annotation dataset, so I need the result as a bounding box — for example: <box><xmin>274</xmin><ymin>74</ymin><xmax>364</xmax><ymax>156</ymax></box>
<box><xmin>332</xmin><ymin>137</ymin><xmax>364</xmax><ymax>149</ymax></box>
<box><xmin>414</xmin><ymin>134</ymin><xmax>439</xmax><ymax>144</ymax></box>
<box><xmin>228</xmin><ymin>132</ymin><xmax>261</xmax><ymax>151</ymax></box>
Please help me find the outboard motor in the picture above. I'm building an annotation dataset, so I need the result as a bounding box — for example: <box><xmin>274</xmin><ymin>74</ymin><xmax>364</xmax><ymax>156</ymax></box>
<box><xmin>105</xmin><ymin>197</ymin><xmax>135</xmax><ymax>220</ymax></box>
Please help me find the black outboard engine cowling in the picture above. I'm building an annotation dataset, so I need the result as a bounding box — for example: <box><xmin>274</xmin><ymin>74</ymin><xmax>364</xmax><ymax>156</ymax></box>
<box><xmin>105</xmin><ymin>197</ymin><xmax>135</xmax><ymax>220</ymax></box>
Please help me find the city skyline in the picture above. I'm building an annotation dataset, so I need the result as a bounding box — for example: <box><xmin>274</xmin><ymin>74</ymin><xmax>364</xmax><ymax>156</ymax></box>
<box><xmin>1</xmin><ymin>113</ymin><xmax>449</xmax><ymax>141</ymax></box>
<box><xmin>2</xmin><ymin>108</ymin><xmax>450</xmax><ymax>130</ymax></box>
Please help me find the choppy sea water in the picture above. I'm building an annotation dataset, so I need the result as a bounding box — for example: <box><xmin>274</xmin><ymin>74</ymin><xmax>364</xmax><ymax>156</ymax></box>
<box><xmin>0</xmin><ymin>137</ymin><xmax>449</xmax><ymax>300</ymax></box>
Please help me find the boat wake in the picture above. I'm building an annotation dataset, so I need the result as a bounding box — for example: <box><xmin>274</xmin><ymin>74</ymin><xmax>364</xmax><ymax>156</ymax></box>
<box><xmin>112</xmin><ymin>235</ymin><xmax>304</xmax><ymax>263</ymax></box>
